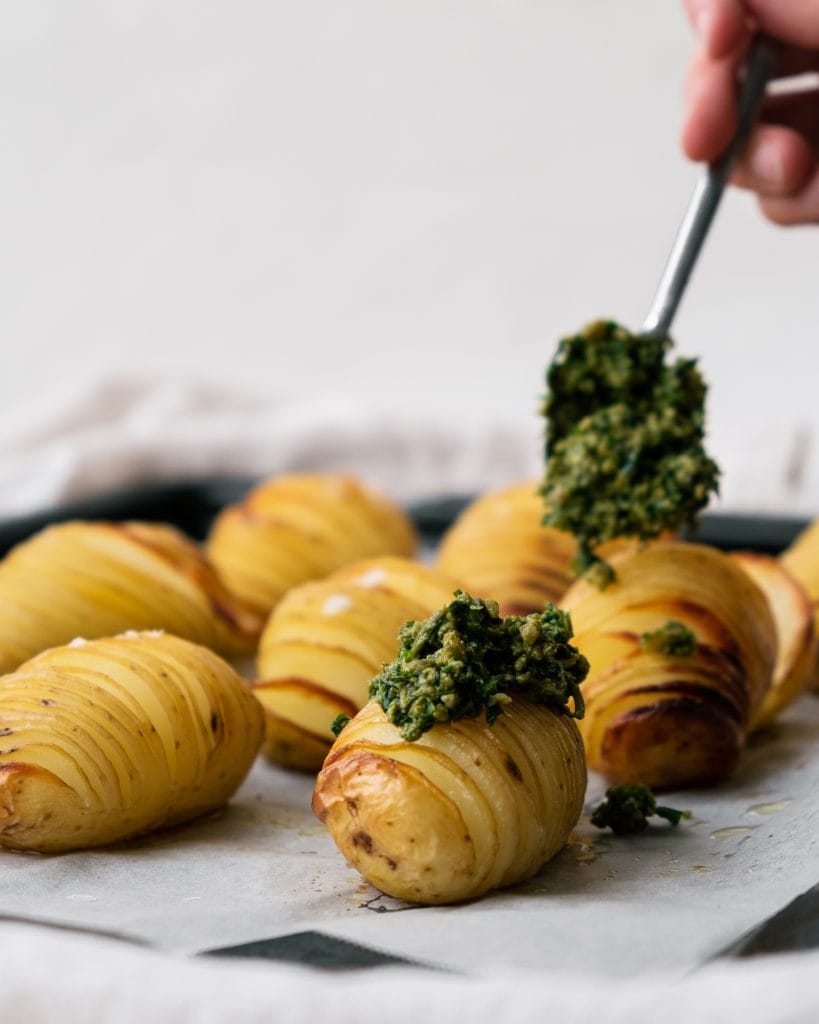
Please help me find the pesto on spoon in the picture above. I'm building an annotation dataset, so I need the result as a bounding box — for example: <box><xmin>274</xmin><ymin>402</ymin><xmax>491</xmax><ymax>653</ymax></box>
<box><xmin>540</xmin><ymin>319</ymin><xmax>719</xmax><ymax>584</ymax></box>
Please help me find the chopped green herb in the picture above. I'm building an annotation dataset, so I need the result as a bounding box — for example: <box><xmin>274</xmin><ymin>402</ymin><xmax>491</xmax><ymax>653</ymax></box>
<box><xmin>640</xmin><ymin>620</ymin><xmax>697</xmax><ymax>657</ymax></box>
<box><xmin>540</xmin><ymin>319</ymin><xmax>720</xmax><ymax>584</ymax></box>
<box><xmin>591</xmin><ymin>784</ymin><xmax>685</xmax><ymax>835</ymax></box>
<box><xmin>368</xmin><ymin>590</ymin><xmax>589</xmax><ymax>742</ymax></box>
<box><xmin>330</xmin><ymin>713</ymin><xmax>351</xmax><ymax>737</ymax></box>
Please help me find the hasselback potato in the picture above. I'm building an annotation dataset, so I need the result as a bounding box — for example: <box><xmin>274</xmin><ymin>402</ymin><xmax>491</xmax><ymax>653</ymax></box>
<box><xmin>313</xmin><ymin>698</ymin><xmax>586</xmax><ymax>905</ymax></box>
<box><xmin>0</xmin><ymin>631</ymin><xmax>264</xmax><ymax>852</ymax></box>
<box><xmin>0</xmin><ymin>521</ymin><xmax>263</xmax><ymax>674</ymax></box>
<box><xmin>781</xmin><ymin>519</ymin><xmax>819</xmax><ymax>691</ymax></box>
<box><xmin>561</xmin><ymin>541</ymin><xmax>776</xmax><ymax>788</ymax></box>
<box><xmin>253</xmin><ymin>557</ymin><xmax>458</xmax><ymax>771</ymax></box>
<box><xmin>730</xmin><ymin>551</ymin><xmax>816</xmax><ymax>728</ymax></box>
<box><xmin>206</xmin><ymin>473</ymin><xmax>418</xmax><ymax>618</ymax></box>
<box><xmin>781</xmin><ymin>516</ymin><xmax>819</xmax><ymax>600</ymax></box>
<box><xmin>436</xmin><ymin>481</ymin><xmax>630</xmax><ymax>614</ymax></box>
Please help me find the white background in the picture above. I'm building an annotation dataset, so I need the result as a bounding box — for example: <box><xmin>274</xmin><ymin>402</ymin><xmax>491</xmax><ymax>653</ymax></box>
<box><xmin>2</xmin><ymin>1</ymin><xmax>818</xmax><ymax>512</ymax></box>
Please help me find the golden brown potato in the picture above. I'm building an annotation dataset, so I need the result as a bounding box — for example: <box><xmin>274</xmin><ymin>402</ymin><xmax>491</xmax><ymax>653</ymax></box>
<box><xmin>781</xmin><ymin>517</ymin><xmax>819</xmax><ymax>599</ymax></box>
<box><xmin>0</xmin><ymin>521</ymin><xmax>264</xmax><ymax>675</ymax></box>
<box><xmin>781</xmin><ymin>520</ymin><xmax>819</xmax><ymax>691</ymax></box>
<box><xmin>254</xmin><ymin>557</ymin><xmax>459</xmax><ymax>771</ymax></box>
<box><xmin>436</xmin><ymin>480</ymin><xmax>632</xmax><ymax>614</ymax></box>
<box><xmin>561</xmin><ymin>542</ymin><xmax>776</xmax><ymax>789</ymax></box>
<box><xmin>731</xmin><ymin>551</ymin><xmax>817</xmax><ymax>728</ymax></box>
<box><xmin>206</xmin><ymin>473</ymin><xmax>418</xmax><ymax>618</ymax></box>
<box><xmin>0</xmin><ymin>631</ymin><xmax>264</xmax><ymax>852</ymax></box>
<box><xmin>313</xmin><ymin>698</ymin><xmax>586</xmax><ymax>905</ymax></box>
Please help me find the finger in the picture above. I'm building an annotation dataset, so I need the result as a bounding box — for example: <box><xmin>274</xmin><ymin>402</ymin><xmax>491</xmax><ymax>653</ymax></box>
<box><xmin>681</xmin><ymin>50</ymin><xmax>741</xmax><ymax>161</ymax></box>
<box><xmin>743</xmin><ymin>0</ymin><xmax>819</xmax><ymax>50</ymax></box>
<box><xmin>758</xmin><ymin>166</ymin><xmax>819</xmax><ymax>224</ymax></box>
<box><xmin>683</xmin><ymin>0</ymin><xmax>749</xmax><ymax>59</ymax></box>
<box><xmin>731</xmin><ymin>124</ymin><xmax>817</xmax><ymax>195</ymax></box>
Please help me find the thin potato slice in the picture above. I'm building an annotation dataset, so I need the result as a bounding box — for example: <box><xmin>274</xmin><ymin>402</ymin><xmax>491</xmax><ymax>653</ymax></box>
<box><xmin>731</xmin><ymin>551</ymin><xmax>817</xmax><ymax>728</ymax></box>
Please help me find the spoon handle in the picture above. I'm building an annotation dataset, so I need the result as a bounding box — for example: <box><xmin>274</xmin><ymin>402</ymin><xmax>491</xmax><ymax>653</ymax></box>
<box><xmin>641</xmin><ymin>34</ymin><xmax>779</xmax><ymax>340</ymax></box>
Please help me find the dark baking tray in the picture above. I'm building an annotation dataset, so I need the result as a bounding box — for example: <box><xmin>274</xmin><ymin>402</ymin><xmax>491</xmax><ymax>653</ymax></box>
<box><xmin>0</xmin><ymin>476</ymin><xmax>817</xmax><ymax>961</ymax></box>
<box><xmin>0</xmin><ymin>476</ymin><xmax>810</xmax><ymax>557</ymax></box>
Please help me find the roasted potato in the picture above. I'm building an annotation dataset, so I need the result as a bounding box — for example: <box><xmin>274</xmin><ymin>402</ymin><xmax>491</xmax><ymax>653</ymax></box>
<box><xmin>561</xmin><ymin>541</ymin><xmax>776</xmax><ymax>789</ymax></box>
<box><xmin>254</xmin><ymin>557</ymin><xmax>459</xmax><ymax>771</ymax></box>
<box><xmin>731</xmin><ymin>551</ymin><xmax>817</xmax><ymax>728</ymax></box>
<box><xmin>436</xmin><ymin>480</ymin><xmax>632</xmax><ymax>614</ymax></box>
<box><xmin>781</xmin><ymin>519</ymin><xmax>819</xmax><ymax>691</ymax></box>
<box><xmin>313</xmin><ymin>698</ymin><xmax>586</xmax><ymax>905</ymax></box>
<box><xmin>0</xmin><ymin>631</ymin><xmax>264</xmax><ymax>852</ymax></box>
<box><xmin>0</xmin><ymin>521</ymin><xmax>264</xmax><ymax>675</ymax></box>
<box><xmin>206</xmin><ymin>473</ymin><xmax>418</xmax><ymax>618</ymax></box>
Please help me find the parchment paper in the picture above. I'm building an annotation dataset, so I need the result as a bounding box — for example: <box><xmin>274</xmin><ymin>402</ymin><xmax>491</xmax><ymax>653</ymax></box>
<box><xmin>3</xmin><ymin>692</ymin><xmax>817</xmax><ymax>979</ymax></box>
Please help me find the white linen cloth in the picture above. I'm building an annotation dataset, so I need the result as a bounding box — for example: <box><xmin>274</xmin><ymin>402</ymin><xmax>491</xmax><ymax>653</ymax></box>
<box><xmin>0</xmin><ymin>373</ymin><xmax>816</xmax><ymax>520</ymax></box>
<box><xmin>3</xmin><ymin>920</ymin><xmax>819</xmax><ymax>1024</ymax></box>
<box><xmin>0</xmin><ymin>374</ymin><xmax>541</xmax><ymax>519</ymax></box>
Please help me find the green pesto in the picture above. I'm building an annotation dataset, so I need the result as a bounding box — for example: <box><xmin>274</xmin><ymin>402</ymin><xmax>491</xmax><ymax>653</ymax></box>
<box><xmin>330</xmin><ymin>713</ymin><xmax>351</xmax><ymax>737</ymax></box>
<box><xmin>640</xmin><ymin>620</ymin><xmax>697</xmax><ymax>657</ymax></box>
<box><xmin>368</xmin><ymin>590</ymin><xmax>589</xmax><ymax>742</ymax></box>
<box><xmin>540</xmin><ymin>319</ymin><xmax>720</xmax><ymax>583</ymax></box>
<box><xmin>591</xmin><ymin>784</ymin><xmax>685</xmax><ymax>835</ymax></box>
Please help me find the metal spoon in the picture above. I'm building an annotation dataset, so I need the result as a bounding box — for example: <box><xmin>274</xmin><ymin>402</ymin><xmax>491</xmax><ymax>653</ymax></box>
<box><xmin>641</xmin><ymin>34</ymin><xmax>780</xmax><ymax>340</ymax></box>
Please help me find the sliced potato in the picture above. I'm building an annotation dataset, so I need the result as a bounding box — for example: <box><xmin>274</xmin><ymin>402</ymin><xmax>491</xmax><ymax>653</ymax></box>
<box><xmin>206</xmin><ymin>473</ymin><xmax>418</xmax><ymax>618</ymax></box>
<box><xmin>781</xmin><ymin>517</ymin><xmax>819</xmax><ymax>599</ymax></box>
<box><xmin>313</xmin><ymin>698</ymin><xmax>586</xmax><ymax>905</ymax></box>
<box><xmin>0</xmin><ymin>521</ymin><xmax>264</xmax><ymax>674</ymax></box>
<box><xmin>731</xmin><ymin>551</ymin><xmax>817</xmax><ymax>728</ymax></box>
<box><xmin>254</xmin><ymin>557</ymin><xmax>458</xmax><ymax>771</ymax></box>
<box><xmin>781</xmin><ymin>519</ymin><xmax>819</xmax><ymax>692</ymax></box>
<box><xmin>436</xmin><ymin>480</ymin><xmax>635</xmax><ymax>614</ymax></box>
<box><xmin>0</xmin><ymin>631</ymin><xmax>264</xmax><ymax>852</ymax></box>
<box><xmin>562</xmin><ymin>541</ymin><xmax>776</xmax><ymax>789</ymax></box>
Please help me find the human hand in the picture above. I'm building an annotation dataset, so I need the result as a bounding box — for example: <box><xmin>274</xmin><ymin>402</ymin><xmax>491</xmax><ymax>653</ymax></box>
<box><xmin>681</xmin><ymin>0</ymin><xmax>819</xmax><ymax>224</ymax></box>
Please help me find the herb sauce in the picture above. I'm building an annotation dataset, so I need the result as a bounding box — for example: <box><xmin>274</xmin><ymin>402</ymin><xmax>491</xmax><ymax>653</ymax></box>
<box><xmin>591</xmin><ymin>784</ymin><xmax>685</xmax><ymax>835</ymax></box>
<box><xmin>368</xmin><ymin>590</ymin><xmax>588</xmax><ymax>742</ymax></box>
<box><xmin>640</xmin><ymin>620</ymin><xmax>697</xmax><ymax>657</ymax></box>
<box><xmin>541</xmin><ymin>319</ymin><xmax>720</xmax><ymax>581</ymax></box>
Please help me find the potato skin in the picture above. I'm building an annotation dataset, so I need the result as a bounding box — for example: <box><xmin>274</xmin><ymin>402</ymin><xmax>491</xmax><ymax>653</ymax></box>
<box><xmin>0</xmin><ymin>521</ymin><xmax>264</xmax><ymax>675</ymax></box>
<box><xmin>781</xmin><ymin>520</ymin><xmax>819</xmax><ymax>693</ymax></box>
<box><xmin>254</xmin><ymin>557</ymin><xmax>458</xmax><ymax>771</ymax></box>
<box><xmin>313</xmin><ymin>699</ymin><xmax>586</xmax><ymax>905</ymax></box>
<box><xmin>562</xmin><ymin>542</ymin><xmax>777</xmax><ymax>789</ymax></box>
<box><xmin>0</xmin><ymin>632</ymin><xmax>264</xmax><ymax>852</ymax></box>
<box><xmin>206</xmin><ymin>473</ymin><xmax>418</xmax><ymax>618</ymax></box>
<box><xmin>731</xmin><ymin>551</ymin><xmax>817</xmax><ymax>728</ymax></box>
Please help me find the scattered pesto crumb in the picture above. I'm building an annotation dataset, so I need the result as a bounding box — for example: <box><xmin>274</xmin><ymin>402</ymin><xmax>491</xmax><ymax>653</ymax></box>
<box><xmin>640</xmin><ymin>620</ymin><xmax>697</xmax><ymax>657</ymax></box>
<box><xmin>368</xmin><ymin>590</ymin><xmax>589</xmax><ymax>742</ymax></box>
<box><xmin>330</xmin><ymin>713</ymin><xmax>351</xmax><ymax>737</ymax></box>
<box><xmin>540</xmin><ymin>319</ymin><xmax>720</xmax><ymax>585</ymax></box>
<box><xmin>591</xmin><ymin>784</ymin><xmax>686</xmax><ymax>835</ymax></box>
